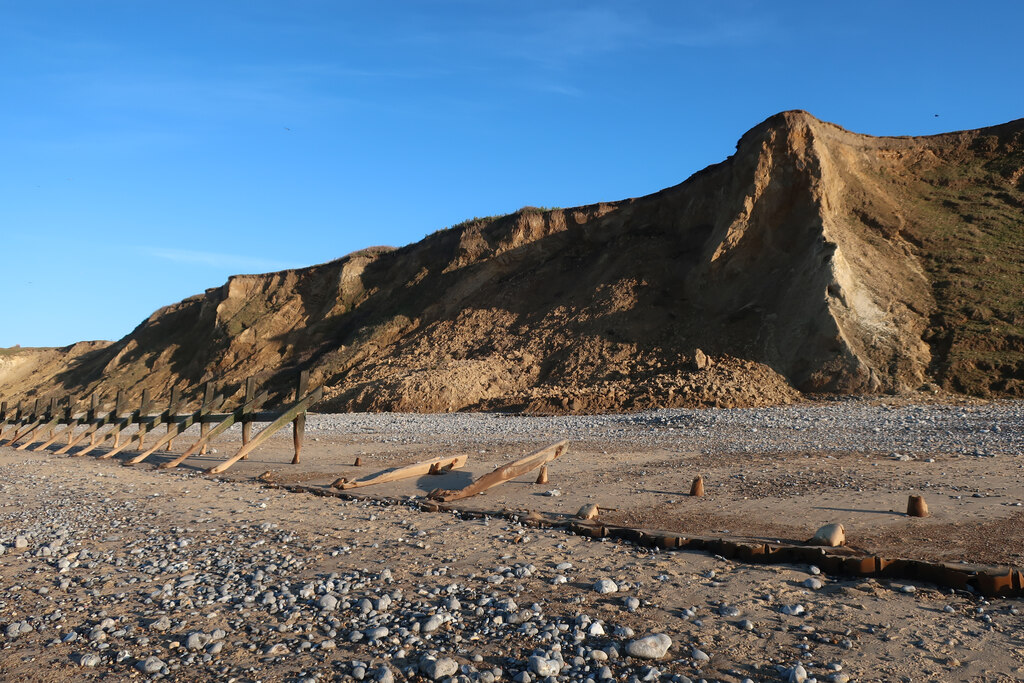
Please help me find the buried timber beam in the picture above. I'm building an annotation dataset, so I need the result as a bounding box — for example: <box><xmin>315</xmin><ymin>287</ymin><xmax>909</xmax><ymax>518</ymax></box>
<box><xmin>331</xmin><ymin>455</ymin><xmax>469</xmax><ymax>490</ymax></box>
<box><xmin>205</xmin><ymin>385</ymin><xmax>323</xmax><ymax>475</ymax></box>
<box><xmin>427</xmin><ymin>440</ymin><xmax>569</xmax><ymax>503</ymax></box>
<box><xmin>159</xmin><ymin>388</ymin><xmax>269</xmax><ymax>469</ymax></box>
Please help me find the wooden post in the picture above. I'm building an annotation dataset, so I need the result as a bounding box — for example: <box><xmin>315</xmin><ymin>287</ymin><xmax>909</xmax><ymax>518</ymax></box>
<box><xmin>55</xmin><ymin>393</ymin><xmax>102</xmax><ymax>454</ymax></box>
<box><xmin>165</xmin><ymin>386</ymin><xmax>181</xmax><ymax>451</ymax></box>
<box><xmin>1</xmin><ymin>402</ymin><xmax>23</xmax><ymax>441</ymax></box>
<box><xmin>48</xmin><ymin>397</ymin><xmax>59</xmax><ymax>438</ymax></box>
<box><xmin>98</xmin><ymin>390</ymin><xmax>157</xmax><ymax>460</ymax></box>
<box><xmin>206</xmin><ymin>384</ymin><xmax>323</xmax><ymax>475</ymax></box>
<box><xmin>83</xmin><ymin>392</ymin><xmax>99</xmax><ymax>446</ymax></box>
<box><xmin>112</xmin><ymin>390</ymin><xmax>125</xmax><ymax>448</ymax></box>
<box><xmin>14</xmin><ymin>397</ymin><xmax>66</xmax><ymax>450</ymax></box>
<box><xmin>199</xmin><ymin>382</ymin><xmax>214</xmax><ymax>455</ymax></box>
<box><xmin>292</xmin><ymin>370</ymin><xmax>308</xmax><ymax>465</ymax></box>
<box><xmin>158</xmin><ymin>386</ymin><xmax>268</xmax><ymax>470</ymax></box>
<box><xmin>136</xmin><ymin>388</ymin><xmax>152</xmax><ymax>451</ymax></box>
<box><xmin>5</xmin><ymin>399</ymin><xmax>43</xmax><ymax>446</ymax></box>
<box><xmin>241</xmin><ymin>376</ymin><xmax>256</xmax><ymax>457</ymax></box>
<box><xmin>128</xmin><ymin>388</ymin><xmax>227</xmax><ymax>466</ymax></box>
<box><xmin>32</xmin><ymin>396</ymin><xmax>80</xmax><ymax>452</ymax></box>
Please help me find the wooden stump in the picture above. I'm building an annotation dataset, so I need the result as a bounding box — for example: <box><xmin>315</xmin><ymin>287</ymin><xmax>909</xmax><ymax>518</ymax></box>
<box><xmin>689</xmin><ymin>475</ymin><xmax>704</xmax><ymax>496</ymax></box>
<box><xmin>907</xmin><ymin>494</ymin><xmax>929</xmax><ymax>517</ymax></box>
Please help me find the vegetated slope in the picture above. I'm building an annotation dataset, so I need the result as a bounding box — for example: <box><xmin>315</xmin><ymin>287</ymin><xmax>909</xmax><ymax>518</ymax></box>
<box><xmin>1</xmin><ymin>111</ymin><xmax>1021</xmax><ymax>413</ymax></box>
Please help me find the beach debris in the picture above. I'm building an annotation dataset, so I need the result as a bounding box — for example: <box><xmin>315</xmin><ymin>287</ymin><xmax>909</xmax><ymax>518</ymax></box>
<box><xmin>428</xmin><ymin>441</ymin><xmax>569</xmax><ymax>503</ymax></box>
<box><xmin>331</xmin><ymin>455</ymin><xmax>468</xmax><ymax>490</ymax></box>
<box><xmin>808</xmin><ymin>523</ymin><xmax>845</xmax><ymax>547</ymax></box>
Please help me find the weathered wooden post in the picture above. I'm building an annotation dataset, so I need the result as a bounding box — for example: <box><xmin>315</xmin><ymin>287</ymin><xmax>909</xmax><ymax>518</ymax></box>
<box><xmin>85</xmin><ymin>392</ymin><xmax>99</xmax><ymax>445</ymax></box>
<box><xmin>165</xmin><ymin>386</ymin><xmax>181</xmax><ymax>451</ymax></box>
<box><xmin>99</xmin><ymin>390</ymin><xmax>158</xmax><ymax>460</ymax></box>
<box><xmin>292</xmin><ymin>370</ymin><xmax>308</xmax><ymax>465</ymax></box>
<box><xmin>241</xmin><ymin>376</ymin><xmax>257</xmax><ymax>458</ymax></box>
<box><xmin>54</xmin><ymin>393</ymin><xmax>101</xmax><ymax>455</ymax></box>
<box><xmin>6</xmin><ymin>398</ymin><xmax>42</xmax><ymax>446</ymax></box>
<box><xmin>136</xmin><ymin>389</ymin><xmax>152</xmax><ymax>451</ymax></box>
<box><xmin>203</xmin><ymin>382</ymin><xmax>322</xmax><ymax>475</ymax></box>
<box><xmin>112</xmin><ymin>389</ymin><xmax>126</xmax><ymax>449</ymax></box>
<box><xmin>48</xmin><ymin>397</ymin><xmax>59</xmax><ymax>439</ymax></box>
<box><xmin>199</xmin><ymin>382</ymin><xmax>214</xmax><ymax>455</ymax></box>
<box><xmin>32</xmin><ymin>396</ymin><xmax>79</xmax><ymax>452</ymax></box>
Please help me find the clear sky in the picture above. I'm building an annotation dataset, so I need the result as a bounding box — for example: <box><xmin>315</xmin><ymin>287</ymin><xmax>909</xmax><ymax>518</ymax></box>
<box><xmin>2</xmin><ymin>1</ymin><xmax>1022</xmax><ymax>348</ymax></box>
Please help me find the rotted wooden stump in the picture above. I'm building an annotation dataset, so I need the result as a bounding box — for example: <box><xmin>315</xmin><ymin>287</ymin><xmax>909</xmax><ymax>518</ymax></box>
<box><xmin>907</xmin><ymin>494</ymin><xmax>929</xmax><ymax>517</ymax></box>
<box><xmin>689</xmin><ymin>475</ymin><xmax>704</xmax><ymax>497</ymax></box>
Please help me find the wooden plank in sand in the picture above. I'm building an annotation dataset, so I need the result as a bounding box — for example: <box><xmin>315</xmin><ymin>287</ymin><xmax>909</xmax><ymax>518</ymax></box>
<box><xmin>428</xmin><ymin>440</ymin><xmax>569</xmax><ymax>503</ymax></box>
<box><xmin>331</xmin><ymin>454</ymin><xmax>469</xmax><ymax>490</ymax></box>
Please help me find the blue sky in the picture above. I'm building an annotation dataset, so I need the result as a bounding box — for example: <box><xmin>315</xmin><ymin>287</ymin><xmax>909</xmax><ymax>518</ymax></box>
<box><xmin>2</xmin><ymin>1</ymin><xmax>1022</xmax><ymax>347</ymax></box>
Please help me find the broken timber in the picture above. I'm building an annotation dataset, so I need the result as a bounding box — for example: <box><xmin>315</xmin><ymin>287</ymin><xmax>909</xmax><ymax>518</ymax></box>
<box><xmin>331</xmin><ymin>455</ymin><xmax>469</xmax><ymax>490</ymax></box>
<box><xmin>428</xmin><ymin>440</ymin><xmax>569</xmax><ymax>503</ymax></box>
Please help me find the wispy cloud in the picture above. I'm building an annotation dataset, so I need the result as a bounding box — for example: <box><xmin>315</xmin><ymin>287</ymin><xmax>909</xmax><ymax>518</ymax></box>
<box><xmin>140</xmin><ymin>247</ymin><xmax>292</xmax><ymax>273</ymax></box>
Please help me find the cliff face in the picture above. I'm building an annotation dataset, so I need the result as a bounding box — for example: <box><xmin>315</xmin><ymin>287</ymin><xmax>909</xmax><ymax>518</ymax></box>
<box><xmin>2</xmin><ymin>111</ymin><xmax>1022</xmax><ymax>411</ymax></box>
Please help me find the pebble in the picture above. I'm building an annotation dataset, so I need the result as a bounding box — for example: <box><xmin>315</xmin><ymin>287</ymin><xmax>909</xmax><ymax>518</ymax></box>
<box><xmin>79</xmin><ymin>653</ymin><xmax>102</xmax><ymax>667</ymax></box>
<box><xmin>594</xmin><ymin>579</ymin><xmax>618</xmax><ymax>594</ymax></box>
<box><xmin>528</xmin><ymin>655</ymin><xmax>562</xmax><ymax>677</ymax></box>
<box><xmin>625</xmin><ymin>634</ymin><xmax>672</xmax><ymax>659</ymax></box>
<box><xmin>136</xmin><ymin>656</ymin><xmax>165</xmax><ymax>674</ymax></box>
<box><xmin>421</xmin><ymin>656</ymin><xmax>459</xmax><ymax>680</ymax></box>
